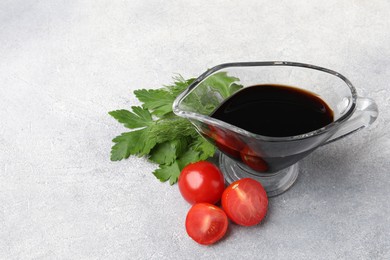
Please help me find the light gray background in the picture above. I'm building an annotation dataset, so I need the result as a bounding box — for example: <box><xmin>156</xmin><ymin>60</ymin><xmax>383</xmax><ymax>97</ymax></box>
<box><xmin>1</xmin><ymin>0</ymin><xmax>389</xmax><ymax>259</ymax></box>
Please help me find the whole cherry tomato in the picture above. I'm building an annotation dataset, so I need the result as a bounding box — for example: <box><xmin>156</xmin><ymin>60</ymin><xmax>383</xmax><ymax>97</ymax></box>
<box><xmin>185</xmin><ymin>203</ymin><xmax>228</xmax><ymax>245</ymax></box>
<box><xmin>221</xmin><ymin>178</ymin><xmax>268</xmax><ymax>226</ymax></box>
<box><xmin>178</xmin><ymin>161</ymin><xmax>225</xmax><ymax>204</ymax></box>
<box><xmin>240</xmin><ymin>145</ymin><xmax>269</xmax><ymax>172</ymax></box>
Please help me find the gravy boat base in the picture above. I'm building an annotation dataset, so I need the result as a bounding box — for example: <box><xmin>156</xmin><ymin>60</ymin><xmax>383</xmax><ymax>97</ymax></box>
<box><xmin>220</xmin><ymin>153</ymin><xmax>299</xmax><ymax>197</ymax></box>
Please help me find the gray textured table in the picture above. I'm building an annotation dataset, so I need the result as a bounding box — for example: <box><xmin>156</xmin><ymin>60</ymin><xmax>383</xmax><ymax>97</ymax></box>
<box><xmin>1</xmin><ymin>1</ymin><xmax>389</xmax><ymax>259</ymax></box>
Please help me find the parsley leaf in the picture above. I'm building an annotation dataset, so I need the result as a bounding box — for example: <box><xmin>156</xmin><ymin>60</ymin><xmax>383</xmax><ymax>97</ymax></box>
<box><xmin>153</xmin><ymin>161</ymin><xmax>181</xmax><ymax>185</ymax></box>
<box><xmin>165</xmin><ymin>75</ymin><xmax>196</xmax><ymax>96</ymax></box>
<box><xmin>149</xmin><ymin>138</ymin><xmax>189</xmax><ymax>165</ymax></box>
<box><xmin>110</xmin><ymin>128</ymin><xmax>157</xmax><ymax>161</ymax></box>
<box><xmin>108</xmin><ymin>107</ymin><xmax>153</xmax><ymax>129</ymax></box>
<box><xmin>192</xmin><ymin>136</ymin><xmax>216</xmax><ymax>161</ymax></box>
<box><xmin>177</xmin><ymin>148</ymin><xmax>202</xmax><ymax>169</ymax></box>
<box><xmin>110</xmin><ymin>130</ymin><xmax>144</xmax><ymax>161</ymax></box>
<box><xmin>134</xmin><ymin>89</ymin><xmax>175</xmax><ymax>117</ymax></box>
<box><xmin>205</xmin><ymin>71</ymin><xmax>241</xmax><ymax>99</ymax></box>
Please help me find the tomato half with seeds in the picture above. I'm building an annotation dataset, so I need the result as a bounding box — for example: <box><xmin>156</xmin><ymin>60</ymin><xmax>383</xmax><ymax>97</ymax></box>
<box><xmin>185</xmin><ymin>203</ymin><xmax>229</xmax><ymax>245</ymax></box>
<box><xmin>240</xmin><ymin>145</ymin><xmax>269</xmax><ymax>172</ymax></box>
<box><xmin>222</xmin><ymin>178</ymin><xmax>268</xmax><ymax>226</ymax></box>
<box><xmin>178</xmin><ymin>161</ymin><xmax>225</xmax><ymax>204</ymax></box>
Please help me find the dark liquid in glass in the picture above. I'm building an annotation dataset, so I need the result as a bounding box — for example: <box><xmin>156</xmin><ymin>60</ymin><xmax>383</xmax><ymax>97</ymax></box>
<box><xmin>211</xmin><ymin>84</ymin><xmax>334</xmax><ymax>137</ymax></box>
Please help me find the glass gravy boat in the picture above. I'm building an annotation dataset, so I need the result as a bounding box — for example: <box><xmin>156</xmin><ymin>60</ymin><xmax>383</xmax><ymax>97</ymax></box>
<box><xmin>173</xmin><ymin>62</ymin><xmax>378</xmax><ymax>197</ymax></box>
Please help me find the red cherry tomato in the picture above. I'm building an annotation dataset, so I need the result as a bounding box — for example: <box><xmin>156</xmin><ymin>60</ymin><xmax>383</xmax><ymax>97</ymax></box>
<box><xmin>178</xmin><ymin>161</ymin><xmax>225</xmax><ymax>204</ymax></box>
<box><xmin>185</xmin><ymin>203</ymin><xmax>228</xmax><ymax>245</ymax></box>
<box><xmin>240</xmin><ymin>145</ymin><xmax>269</xmax><ymax>172</ymax></box>
<box><xmin>215</xmin><ymin>135</ymin><xmax>241</xmax><ymax>159</ymax></box>
<box><xmin>222</xmin><ymin>178</ymin><xmax>268</xmax><ymax>226</ymax></box>
<box><xmin>209</xmin><ymin>126</ymin><xmax>244</xmax><ymax>159</ymax></box>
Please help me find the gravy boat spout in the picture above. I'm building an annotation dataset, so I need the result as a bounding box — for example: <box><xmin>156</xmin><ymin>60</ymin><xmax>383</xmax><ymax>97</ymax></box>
<box><xmin>173</xmin><ymin>62</ymin><xmax>378</xmax><ymax>196</ymax></box>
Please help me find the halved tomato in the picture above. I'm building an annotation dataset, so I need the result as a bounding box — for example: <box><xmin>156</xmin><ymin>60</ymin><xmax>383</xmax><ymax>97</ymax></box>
<box><xmin>221</xmin><ymin>178</ymin><xmax>268</xmax><ymax>226</ymax></box>
<box><xmin>185</xmin><ymin>203</ymin><xmax>229</xmax><ymax>245</ymax></box>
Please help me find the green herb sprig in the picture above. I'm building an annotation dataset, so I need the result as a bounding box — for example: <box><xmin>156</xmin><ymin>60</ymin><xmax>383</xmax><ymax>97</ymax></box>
<box><xmin>109</xmin><ymin>72</ymin><xmax>241</xmax><ymax>184</ymax></box>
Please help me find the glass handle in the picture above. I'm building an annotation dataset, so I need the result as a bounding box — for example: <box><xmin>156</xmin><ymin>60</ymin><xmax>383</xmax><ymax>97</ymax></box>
<box><xmin>323</xmin><ymin>97</ymin><xmax>379</xmax><ymax>145</ymax></box>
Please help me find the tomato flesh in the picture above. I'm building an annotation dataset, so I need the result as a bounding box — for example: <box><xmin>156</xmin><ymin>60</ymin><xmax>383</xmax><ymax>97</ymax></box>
<box><xmin>178</xmin><ymin>161</ymin><xmax>225</xmax><ymax>204</ymax></box>
<box><xmin>185</xmin><ymin>203</ymin><xmax>228</xmax><ymax>245</ymax></box>
<box><xmin>222</xmin><ymin>178</ymin><xmax>268</xmax><ymax>226</ymax></box>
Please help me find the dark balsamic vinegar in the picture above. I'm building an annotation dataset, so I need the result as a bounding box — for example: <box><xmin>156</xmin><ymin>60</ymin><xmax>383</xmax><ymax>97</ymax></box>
<box><xmin>211</xmin><ymin>84</ymin><xmax>334</xmax><ymax>137</ymax></box>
